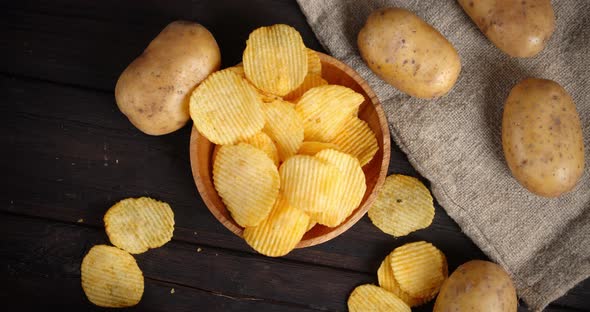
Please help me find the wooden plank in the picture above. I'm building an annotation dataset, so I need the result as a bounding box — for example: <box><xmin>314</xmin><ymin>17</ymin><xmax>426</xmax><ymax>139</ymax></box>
<box><xmin>0</xmin><ymin>213</ymin><xmax>370</xmax><ymax>311</ymax></box>
<box><xmin>0</xmin><ymin>0</ymin><xmax>587</xmax><ymax>309</ymax></box>
<box><xmin>0</xmin><ymin>0</ymin><xmax>323</xmax><ymax>91</ymax></box>
<box><xmin>1</xmin><ymin>276</ymin><xmax>320</xmax><ymax>312</ymax></box>
<box><xmin>0</xmin><ymin>74</ymin><xmax>488</xmax><ymax>274</ymax></box>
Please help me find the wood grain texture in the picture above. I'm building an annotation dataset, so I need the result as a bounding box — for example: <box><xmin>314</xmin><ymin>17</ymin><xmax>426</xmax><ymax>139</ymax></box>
<box><xmin>0</xmin><ymin>0</ymin><xmax>587</xmax><ymax>310</ymax></box>
<box><xmin>190</xmin><ymin>52</ymin><xmax>391</xmax><ymax>248</ymax></box>
<box><xmin>0</xmin><ymin>75</ymin><xmax>486</xmax><ymax>275</ymax></box>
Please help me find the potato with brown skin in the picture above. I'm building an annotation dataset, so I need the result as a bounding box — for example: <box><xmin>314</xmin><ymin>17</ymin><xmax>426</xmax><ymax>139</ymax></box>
<box><xmin>458</xmin><ymin>0</ymin><xmax>555</xmax><ymax>57</ymax></box>
<box><xmin>115</xmin><ymin>21</ymin><xmax>221</xmax><ymax>135</ymax></box>
<box><xmin>502</xmin><ymin>78</ymin><xmax>585</xmax><ymax>197</ymax></box>
<box><xmin>357</xmin><ymin>8</ymin><xmax>461</xmax><ymax>99</ymax></box>
<box><xmin>433</xmin><ymin>260</ymin><xmax>517</xmax><ymax>312</ymax></box>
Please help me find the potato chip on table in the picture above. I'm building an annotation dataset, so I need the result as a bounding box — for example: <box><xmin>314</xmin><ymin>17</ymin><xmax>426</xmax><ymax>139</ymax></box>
<box><xmin>390</xmin><ymin>241</ymin><xmax>448</xmax><ymax>303</ymax></box>
<box><xmin>310</xmin><ymin>149</ymin><xmax>366</xmax><ymax>227</ymax></box>
<box><xmin>81</xmin><ymin>245</ymin><xmax>144</xmax><ymax>308</ymax></box>
<box><xmin>243</xmin><ymin>195</ymin><xmax>310</xmax><ymax>257</ymax></box>
<box><xmin>368</xmin><ymin>174</ymin><xmax>434</xmax><ymax>237</ymax></box>
<box><xmin>104</xmin><ymin>197</ymin><xmax>175</xmax><ymax>254</ymax></box>
<box><xmin>243</xmin><ymin>24</ymin><xmax>308</xmax><ymax>96</ymax></box>
<box><xmin>190</xmin><ymin>69</ymin><xmax>265</xmax><ymax>145</ymax></box>
<box><xmin>377</xmin><ymin>250</ymin><xmax>421</xmax><ymax>307</ymax></box>
<box><xmin>213</xmin><ymin>143</ymin><xmax>280</xmax><ymax>227</ymax></box>
<box><xmin>348</xmin><ymin>284</ymin><xmax>410</xmax><ymax>312</ymax></box>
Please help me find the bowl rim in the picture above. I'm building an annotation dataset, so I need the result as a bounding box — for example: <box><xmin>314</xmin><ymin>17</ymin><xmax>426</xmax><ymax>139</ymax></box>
<box><xmin>189</xmin><ymin>51</ymin><xmax>391</xmax><ymax>248</ymax></box>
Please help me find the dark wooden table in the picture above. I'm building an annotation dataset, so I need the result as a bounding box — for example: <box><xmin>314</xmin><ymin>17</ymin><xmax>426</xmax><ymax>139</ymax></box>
<box><xmin>1</xmin><ymin>0</ymin><xmax>588</xmax><ymax>311</ymax></box>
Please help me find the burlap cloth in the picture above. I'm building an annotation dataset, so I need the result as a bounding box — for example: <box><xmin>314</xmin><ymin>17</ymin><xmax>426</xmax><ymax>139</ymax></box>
<box><xmin>296</xmin><ymin>0</ymin><xmax>589</xmax><ymax>310</ymax></box>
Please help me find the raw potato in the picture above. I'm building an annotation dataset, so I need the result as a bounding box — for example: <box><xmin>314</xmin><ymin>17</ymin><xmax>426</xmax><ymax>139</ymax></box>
<box><xmin>502</xmin><ymin>78</ymin><xmax>585</xmax><ymax>197</ymax></box>
<box><xmin>115</xmin><ymin>21</ymin><xmax>221</xmax><ymax>135</ymax></box>
<box><xmin>357</xmin><ymin>8</ymin><xmax>461</xmax><ymax>99</ymax></box>
<box><xmin>433</xmin><ymin>260</ymin><xmax>517</xmax><ymax>312</ymax></box>
<box><xmin>458</xmin><ymin>0</ymin><xmax>554</xmax><ymax>57</ymax></box>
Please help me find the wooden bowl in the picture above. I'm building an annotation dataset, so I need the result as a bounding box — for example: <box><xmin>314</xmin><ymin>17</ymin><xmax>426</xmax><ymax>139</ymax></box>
<box><xmin>189</xmin><ymin>52</ymin><xmax>390</xmax><ymax>248</ymax></box>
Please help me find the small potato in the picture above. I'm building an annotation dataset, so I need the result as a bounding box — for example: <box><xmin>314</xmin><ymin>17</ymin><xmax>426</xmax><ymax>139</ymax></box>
<box><xmin>458</xmin><ymin>0</ymin><xmax>555</xmax><ymax>57</ymax></box>
<box><xmin>357</xmin><ymin>8</ymin><xmax>461</xmax><ymax>99</ymax></box>
<box><xmin>502</xmin><ymin>78</ymin><xmax>585</xmax><ymax>197</ymax></box>
<box><xmin>433</xmin><ymin>260</ymin><xmax>517</xmax><ymax>312</ymax></box>
<box><xmin>116</xmin><ymin>21</ymin><xmax>221</xmax><ymax>135</ymax></box>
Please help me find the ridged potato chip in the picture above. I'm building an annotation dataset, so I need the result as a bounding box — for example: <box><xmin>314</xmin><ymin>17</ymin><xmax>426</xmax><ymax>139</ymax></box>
<box><xmin>227</xmin><ymin>63</ymin><xmax>281</xmax><ymax>103</ymax></box>
<box><xmin>307</xmin><ymin>49</ymin><xmax>322</xmax><ymax>75</ymax></box>
<box><xmin>368</xmin><ymin>174</ymin><xmax>434</xmax><ymax>237</ymax></box>
<box><xmin>310</xmin><ymin>149</ymin><xmax>366</xmax><ymax>227</ymax></box>
<box><xmin>279</xmin><ymin>155</ymin><xmax>342</xmax><ymax>214</ymax></box>
<box><xmin>104</xmin><ymin>197</ymin><xmax>175</xmax><ymax>254</ymax></box>
<box><xmin>81</xmin><ymin>245</ymin><xmax>144</xmax><ymax>308</ymax></box>
<box><xmin>243</xmin><ymin>195</ymin><xmax>310</xmax><ymax>257</ymax></box>
<box><xmin>190</xmin><ymin>69</ymin><xmax>265</xmax><ymax>144</ymax></box>
<box><xmin>226</xmin><ymin>63</ymin><xmax>246</xmax><ymax>77</ymax></box>
<box><xmin>297</xmin><ymin>141</ymin><xmax>340</xmax><ymax>156</ymax></box>
<box><xmin>213</xmin><ymin>143</ymin><xmax>280</xmax><ymax>227</ymax></box>
<box><xmin>348</xmin><ymin>284</ymin><xmax>411</xmax><ymax>312</ymax></box>
<box><xmin>296</xmin><ymin>85</ymin><xmax>364</xmax><ymax>142</ymax></box>
<box><xmin>243</xmin><ymin>24</ymin><xmax>307</xmax><ymax>96</ymax></box>
<box><xmin>212</xmin><ymin>144</ymin><xmax>221</xmax><ymax>166</ymax></box>
<box><xmin>263</xmin><ymin>99</ymin><xmax>304</xmax><ymax>161</ymax></box>
<box><xmin>283</xmin><ymin>73</ymin><xmax>328</xmax><ymax>101</ymax></box>
<box><xmin>240</xmin><ymin>132</ymin><xmax>280</xmax><ymax>167</ymax></box>
<box><xmin>330</xmin><ymin>117</ymin><xmax>378</xmax><ymax>166</ymax></box>
<box><xmin>378</xmin><ymin>253</ymin><xmax>421</xmax><ymax>307</ymax></box>
<box><xmin>391</xmin><ymin>241</ymin><xmax>447</xmax><ymax>302</ymax></box>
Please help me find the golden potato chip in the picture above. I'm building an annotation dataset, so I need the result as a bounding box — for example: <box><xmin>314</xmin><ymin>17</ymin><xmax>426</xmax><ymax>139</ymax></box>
<box><xmin>297</xmin><ymin>141</ymin><xmax>340</xmax><ymax>156</ymax></box>
<box><xmin>283</xmin><ymin>73</ymin><xmax>328</xmax><ymax>101</ymax></box>
<box><xmin>368</xmin><ymin>174</ymin><xmax>434</xmax><ymax>237</ymax></box>
<box><xmin>348</xmin><ymin>284</ymin><xmax>411</xmax><ymax>312</ymax></box>
<box><xmin>243</xmin><ymin>24</ymin><xmax>307</xmax><ymax>96</ymax></box>
<box><xmin>307</xmin><ymin>48</ymin><xmax>322</xmax><ymax>75</ymax></box>
<box><xmin>81</xmin><ymin>245</ymin><xmax>144</xmax><ymax>308</ymax></box>
<box><xmin>279</xmin><ymin>155</ymin><xmax>342</xmax><ymax>214</ymax></box>
<box><xmin>378</xmin><ymin>253</ymin><xmax>421</xmax><ymax>307</ymax></box>
<box><xmin>227</xmin><ymin>63</ymin><xmax>282</xmax><ymax>103</ymax></box>
<box><xmin>190</xmin><ymin>69</ymin><xmax>265</xmax><ymax>145</ymax></box>
<box><xmin>263</xmin><ymin>99</ymin><xmax>304</xmax><ymax>161</ymax></box>
<box><xmin>104</xmin><ymin>197</ymin><xmax>175</xmax><ymax>254</ymax></box>
<box><xmin>240</xmin><ymin>132</ymin><xmax>280</xmax><ymax>167</ymax></box>
<box><xmin>226</xmin><ymin>63</ymin><xmax>245</xmax><ymax>77</ymax></box>
<box><xmin>212</xmin><ymin>144</ymin><xmax>221</xmax><ymax>166</ymax></box>
<box><xmin>213</xmin><ymin>143</ymin><xmax>280</xmax><ymax>227</ymax></box>
<box><xmin>330</xmin><ymin>117</ymin><xmax>378</xmax><ymax>166</ymax></box>
<box><xmin>295</xmin><ymin>85</ymin><xmax>364</xmax><ymax>142</ymax></box>
<box><xmin>243</xmin><ymin>195</ymin><xmax>310</xmax><ymax>257</ymax></box>
<box><xmin>309</xmin><ymin>149</ymin><xmax>366</xmax><ymax>227</ymax></box>
<box><xmin>390</xmin><ymin>241</ymin><xmax>446</xmax><ymax>302</ymax></box>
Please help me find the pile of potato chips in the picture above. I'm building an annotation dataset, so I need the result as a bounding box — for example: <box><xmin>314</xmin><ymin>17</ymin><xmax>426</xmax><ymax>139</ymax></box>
<box><xmin>190</xmin><ymin>24</ymin><xmax>379</xmax><ymax>257</ymax></box>
<box><xmin>81</xmin><ymin>197</ymin><xmax>175</xmax><ymax>307</ymax></box>
<box><xmin>348</xmin><ymin>174</ymin><xmax>442</xmax><ymax>310</ymax></box>
<box><xmin>349</xmin><ymin>241</ymin><xmax>448</xmax><ymax>310</ymax></box>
